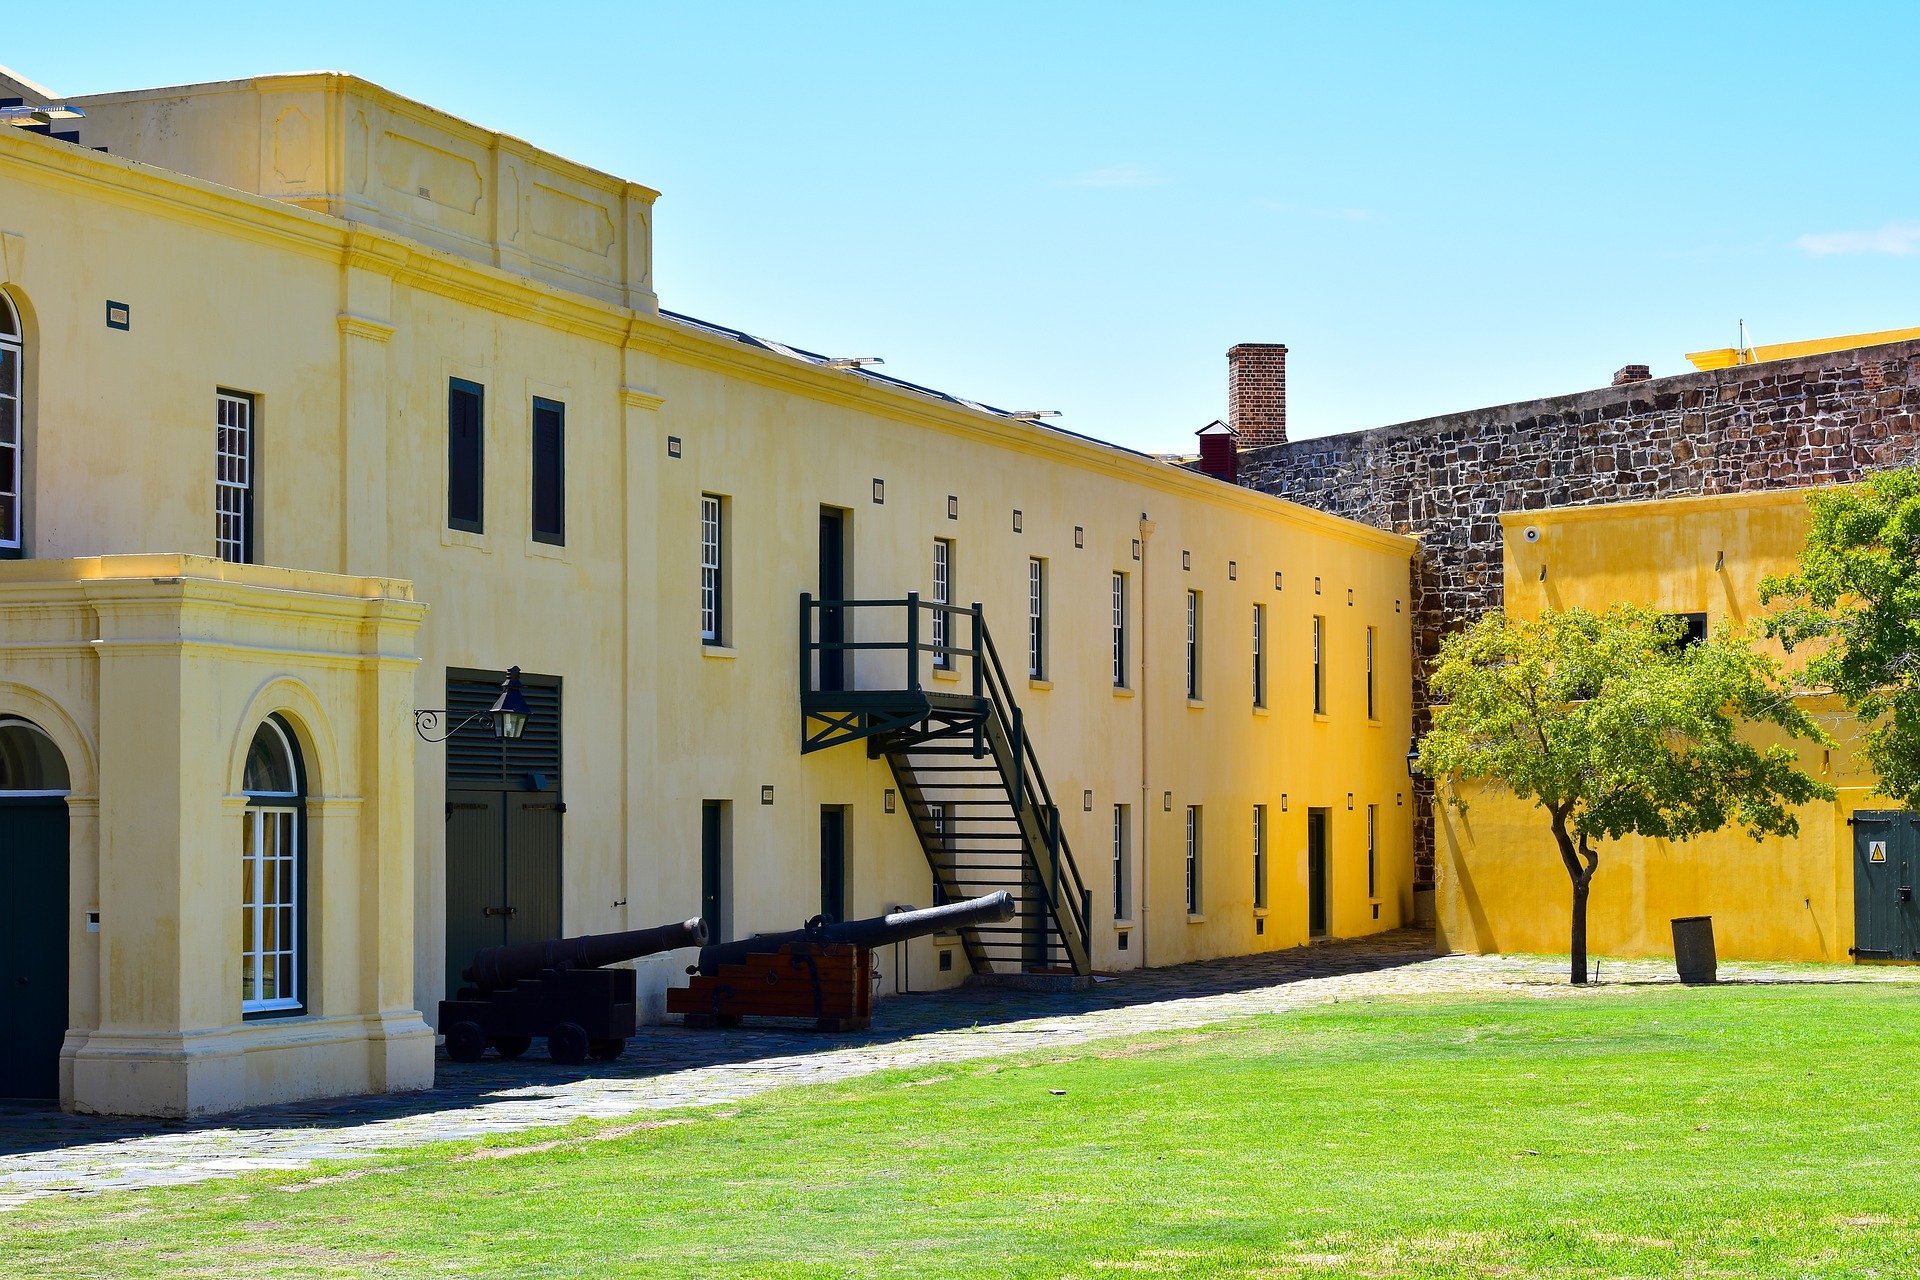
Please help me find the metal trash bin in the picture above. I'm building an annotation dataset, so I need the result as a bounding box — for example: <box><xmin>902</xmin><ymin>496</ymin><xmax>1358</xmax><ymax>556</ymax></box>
<box><xmin>1671</xmin><ymin>916</ymin><xmax>1717</xmax><ymax>984</ymax></box>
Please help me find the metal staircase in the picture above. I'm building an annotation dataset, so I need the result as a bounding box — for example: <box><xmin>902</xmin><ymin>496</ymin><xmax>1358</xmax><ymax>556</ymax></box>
<box><xmin>799</xmin><ymin>593</ymin><xmax>1092</xmax><ymax>976</ymax></box>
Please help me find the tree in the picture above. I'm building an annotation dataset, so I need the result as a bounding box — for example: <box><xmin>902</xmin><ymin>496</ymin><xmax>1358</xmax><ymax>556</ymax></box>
<box><xmin>1416</xmin><ymin>605</ymin><xmax>1832</xmax><ymax>984</ymax></box>
<box><xmin>1761</xmin><ymin>467</ymin><xmax>1920</xmax><ymax>806</ymax></box>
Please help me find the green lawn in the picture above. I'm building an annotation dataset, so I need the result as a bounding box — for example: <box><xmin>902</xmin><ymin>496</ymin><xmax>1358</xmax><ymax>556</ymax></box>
<box><xmin>11</xmin><ymin>984</ymin><xmax>1920</xmax><ymax>1279</ymax></box>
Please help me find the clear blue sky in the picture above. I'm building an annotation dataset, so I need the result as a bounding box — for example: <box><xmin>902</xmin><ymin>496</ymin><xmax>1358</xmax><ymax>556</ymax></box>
<box><xmin>11</xmin><ymin>2</ymin><xmax>1919</xmax><ymax>452</ymax></box>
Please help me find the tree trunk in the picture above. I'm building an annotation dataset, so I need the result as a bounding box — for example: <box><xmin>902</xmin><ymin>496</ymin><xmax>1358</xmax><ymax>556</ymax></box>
<box><xmin>1569</xmin><ymin>876</ymin><xmax>1590</xmax><ymax>985</ymax></box>
<box><xmin>1549</xmin><ymin>809</ymin><xmax>1593</xmax><ymax>986</ymax></box>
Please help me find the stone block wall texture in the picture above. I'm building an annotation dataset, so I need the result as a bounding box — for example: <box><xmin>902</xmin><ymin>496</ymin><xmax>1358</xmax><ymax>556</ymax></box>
<box><xmin>1239</xmin><ymin>338</ymin><xmax>1920</xmax><ymax>884</ymax></box>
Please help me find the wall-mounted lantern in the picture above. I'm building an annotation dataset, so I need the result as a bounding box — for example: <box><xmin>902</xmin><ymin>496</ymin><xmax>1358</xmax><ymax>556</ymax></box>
<box><xmin>415</xmin><ymin>666</ymin><xmax>530</xmax><ymax>742</ymax></box>
<box><xmin>1406</xmin><ymin>740</ymin><xmax>1420</xmax><ymax>776</ymax></box>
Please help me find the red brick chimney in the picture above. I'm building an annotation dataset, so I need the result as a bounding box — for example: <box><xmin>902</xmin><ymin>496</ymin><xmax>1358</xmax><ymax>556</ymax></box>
<box><xmin>1611</xmin><ymin>364</ymin><xmax>1652</xmax><ymax>386</ymax></box>
<box><xmin>1228</xmin><ymin>343</ymin><xmax>1288</xmax><ymax>449</ymax></box>
<box><xmin>1195</xmin><ymin>420</ymin><xmax>1238</xmax><ymax>483</ymax></box>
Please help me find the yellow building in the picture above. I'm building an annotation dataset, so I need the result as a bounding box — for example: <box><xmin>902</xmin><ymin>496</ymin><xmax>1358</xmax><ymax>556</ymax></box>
<box><xmin>0</xmin><ymin>68</ymin><xmax>1416</xmax><ymax>1115</ymax></box>
<box><xmin>1435</xmin><ymin>488</ymin><xmax>1891</xmax><ymax>965</ymax></box>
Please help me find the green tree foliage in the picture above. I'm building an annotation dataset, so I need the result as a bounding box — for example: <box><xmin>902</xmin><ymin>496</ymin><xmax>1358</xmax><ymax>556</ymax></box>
<box><xmin>1417</xmin><ymin>605</ymin><xmax>1832</xmax><ymax>983</ymax></box>
<box><xmin>1762</xmin><ymin>468</ymin><xmax>1920</xmax><ymax>804</ymax></box>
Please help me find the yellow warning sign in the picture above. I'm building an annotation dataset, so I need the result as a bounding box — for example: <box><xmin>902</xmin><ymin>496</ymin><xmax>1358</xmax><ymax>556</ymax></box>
<box><xmin>1870</xmin><ymin>840</ymin><xmax>1888</xmax><ymax>863</ymax></box>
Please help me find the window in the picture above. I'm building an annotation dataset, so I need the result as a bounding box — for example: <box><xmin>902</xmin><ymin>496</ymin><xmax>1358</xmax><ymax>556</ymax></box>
<box><xmin>1186</xmin><ymin>590</ymin><xmax>1202</xmax><ymax>700</ymax></box>
<box><xmin>0</xmin><ymin>291</ymin><xmax>21</xmax><ymax>556</ymax></box>
<box><xmin>447</xmin><ymin>378</ymin><xmax>484</xmax><ymax>533</ymax></box>
<box><xmin>1366</xmin><ymin>626</ymin><xmax>1377</xmax><ymax>719</ymax></box>
<box><xmin>1253</xmin><ymin>805</ymin><xmax>1268</xmax><ymax>910</ymax></box>
<box><xmin>1313</xmin><ymin>615</ymin><xmax>1326</xmax><ymax>715</ymax></box>
<box><xmin>700</xmin><ymin>495</ymin><xmax>724</xmax><ymax>643</ymax></box>
<box><xmin>1367</xmin><ymin>804</ymin><xmax>1378</xmax><ymax>899</ymax></box>
<box><xmin>241</xmin><ymin>716</ymin><xmax>304</xmax><ymax>1016</ymax></box>
<box><xmin>1252</xmin><ymin>603</ymin><xmax>1267</xmax><ymax>708</ymax></box>
<box><xmin>1028</xmin><ymin>557</ymin><xmax>1046</xmax><ymax>679</ymax></box>
<box><xmin>531</xmin><ymin>397</ymin><xmax>565</xmax><ymax>545</ymax></box>
<box><xmin>1185</xmin><ymin>806</ymin><xmax>1203</xmax><ymax>914</ymax></box>
<box><xmin>1669</xmin><ymin>612</ymin><xmax>1709</xmax><ymax>650</ymax></box>
<box><xmin>1112</xmin><ymin>804</ymin><xmax>1131</xmax><ymax>920</ymax></box>
<box><xmin>933</xmin><ymin>539</ymin><xmax>954</xmax><ymax>669</ymax></box>
<box><xmin>215</xmin><ymin>391</ymin><xmax>255</xmax><ymax>564</ymax></box>
<box><xmin>1111</xmin><ymin>572</ymin><xmax>1128</xmax><ymax>688</ymax></box>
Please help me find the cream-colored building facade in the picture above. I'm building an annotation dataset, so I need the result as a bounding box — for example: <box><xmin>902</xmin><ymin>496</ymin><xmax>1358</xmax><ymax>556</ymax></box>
<box><xmin>0</xmin><ymin>68</ymin><xmax>1416</xmax><ymax>1116</ymax></box>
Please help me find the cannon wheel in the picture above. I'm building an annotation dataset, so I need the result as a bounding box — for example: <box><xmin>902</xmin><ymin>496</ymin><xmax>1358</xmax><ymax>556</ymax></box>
<box><xmin>547</xmin><ymin>1022</ymin><xmax>590</xmax><ymax>1065</ymax></box>
<box><xmin>490</xmin><ymin>1036</ymin><xmax>532</xmax><ymax>1060</ymax></box>
<box><xmin>587</xmin><ymin>1038</ymin><xmax>625</xmax><ymax>1062</ymax></box>
<box><xmin>445</xmin><ymin>1021</ymin><xmax>487</xmax><ymax>1063</ymax></box>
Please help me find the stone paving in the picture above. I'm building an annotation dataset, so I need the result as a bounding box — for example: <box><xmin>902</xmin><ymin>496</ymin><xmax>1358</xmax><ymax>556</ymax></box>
<box><xmin>3</xmin><ymin>929</ymin><xmax>1914</xmax><ymax>1208</ymax></box>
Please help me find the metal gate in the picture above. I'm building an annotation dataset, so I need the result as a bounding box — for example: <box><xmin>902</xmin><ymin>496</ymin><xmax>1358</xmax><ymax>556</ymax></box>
<box><xmin>0</xmin><ymin>798</ymin><xmax>69</xmax><ymax>1098</ymax></box>
<box><xmin>1853</xmin><ymin>811</ymin><xmax>1920</xmax><ymax>960</ymax></box>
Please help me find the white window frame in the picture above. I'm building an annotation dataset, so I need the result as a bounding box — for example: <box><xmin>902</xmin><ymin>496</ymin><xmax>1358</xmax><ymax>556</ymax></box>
<box><xmin>1367</xmin><ymin>803</ymin><xmax>1378</xmax><ymax>900</ymax></box>
<box><xmin>1186</xmin><ymin>590</ymin><xmax>1202</xmax><ymax>700</ymax></box>
<box><xmin>1253</xmin><ymin>603</ymin><xmax>1267</xmax><ymax>708</ymax></box>
<box><xmin>0</xmin><ymin>292</ymin><xmax>20</xmax><ymax>553</ymax></box>
<box><xmin>700</xmin><ymin>495</ymin><xmax>723</xmax><ymax>643</ymax></box>
<box><xmin>241</xmin><ymin>717</ymin><xmax>301</xmax><ymax>1016</ymax></box>
<box><xmin>1111</xmin><ymin>572</ymin><xmax>1127</xmax><ymax>688</ymax></box>
<box><xmin>1366</xmin><ymin>625</ymin><xmax>1377</xmax><ymax>720</ymax></box>
<box><xmin>1313</xmin><ymin>615</ymin><xmax>1326</xmax><ymax>715</ymax></box>
<box><xmin>215</xmin><ymin>391</ymin><xmax>253</xmax><ymax>564</ymax></box>
<box><xmin>1112</xmin><ymin>803</ymin><xmax>1130</xmax><ymax>920</ymax></box>
<box><xmin>1028</xmin><ymin>557</ymin><xmax>1045</xmax><ymax>680</ymax></box>
<box><xmin>933</xmin><ymin>538</ymin><xmax>953</xmax><ymax>669</ymax></box>
<box><xmin>1185</xmin><ymin>805</ymin><xmax>1202</xmax><ymax>915</ymax></box>
<box><xmin>1253</xmin><ymin>804</ymin><xmax>1268</xmax><ymax>909</ymax></box>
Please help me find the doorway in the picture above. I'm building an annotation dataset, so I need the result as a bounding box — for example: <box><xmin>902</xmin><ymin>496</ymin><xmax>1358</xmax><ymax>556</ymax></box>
<box><xmin>1853</xmin><ymin>811</ymin><xmax>1920</xmax><ymax>960</ymax></box>
<box><xmin>443</xmin><ymin>670</ymin><xmax>564</xmax><ymax>997</ymax></box>
<box><xmin>820</xmin><ymin>805</ymin><xmax>847</xmax><ymax>923</ymax></box>
<box><xmin>1307</xmin><ymin>808</ymin><xmax>1331</xmax><ymax>939</ymax></box>
<box><xmin>819</xmin><ymin>507</ymin><xmax>848</xmax><ymax>692</ymax></box>
<box><xmin>0</xmin><ymin>718</ymin><xmax>71</xmax><ymax>1099</ymax></box>
<box><xmin>701</xmin><ymin>800</ymin><xmax>730</xmax><ymax>944</ymax></box>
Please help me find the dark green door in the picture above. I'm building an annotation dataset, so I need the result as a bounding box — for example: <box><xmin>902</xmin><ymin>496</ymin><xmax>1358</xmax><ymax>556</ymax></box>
<box><xmin>1</xmin><ymin>798</ymin><xmax>69</xmax><ymax>1099</ymax></box>
<box><xmin>701</xmin><ymin>801</ymin><xmax>726</xmax><ymax>943</ymax></box>
<box><xmin>445</xmin><ymin>790</ymin><xmax>563</xmax><ymax>995</ymax></box>
<box><xmin>1307</xmin><ymin>809</ymin><xmax>1331</xmax><ymax>939</ymax></box>
<box><xmin>1854</xmin><ymin>811</ymin><xmax>1920</xmax><ymax>960</ymax></box>
<box><xmin>821</xmin><ymin>806</ymin><xmax>847</xmax><ymax>923</ymax></box>
<box><xmin>819</xmin><ymin>509</ymin><xmax>847</xmax><ymax>692</ymax></box>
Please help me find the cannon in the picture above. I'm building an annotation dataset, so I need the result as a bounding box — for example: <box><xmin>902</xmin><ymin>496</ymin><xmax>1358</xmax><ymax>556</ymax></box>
<box><xmin>438</xmin><ymin>917</ymin><xmax>707</xmax><ymax>1065</ymax></box>
<box><xmin>668</xmin><ymin>892</ymin><xmax>1014</xmax><ymax>1031</ymax></box>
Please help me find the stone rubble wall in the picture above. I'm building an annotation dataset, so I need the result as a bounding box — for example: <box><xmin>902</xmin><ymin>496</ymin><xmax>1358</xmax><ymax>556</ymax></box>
<box><xmin>1238</xmin><ymin>338</ymin><xmax>1920</xmax><ymax>883</ymax></box>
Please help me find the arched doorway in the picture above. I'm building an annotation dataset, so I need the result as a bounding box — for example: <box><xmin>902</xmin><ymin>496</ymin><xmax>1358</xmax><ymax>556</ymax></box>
<box><xmin>0</xmin><ymin>717</ymin><xmax>70</xmax><ymax>1098</ymax></box>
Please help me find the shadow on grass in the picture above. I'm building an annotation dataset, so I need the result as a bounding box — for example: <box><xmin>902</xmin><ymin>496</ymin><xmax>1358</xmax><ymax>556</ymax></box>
<box><xmin>0</xmin><ymin>929</ymin><xmax>1444</xmax><ymax>1157</ymax></box>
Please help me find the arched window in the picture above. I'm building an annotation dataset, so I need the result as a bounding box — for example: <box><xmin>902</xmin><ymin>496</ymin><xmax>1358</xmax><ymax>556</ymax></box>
<box><xmin>0</xmin><ymin>291</ymin><xmax>22</xmax><ymax>556</ymax></box>
<box><xmin>0</xmin><ymin>718</ymin><xmax>69</xmax><ymax>795</ymax></box>
<box><xmin>241</xmin><ymin>716</ymin><xmax>305</xmax><ymax>1016</ymax></box>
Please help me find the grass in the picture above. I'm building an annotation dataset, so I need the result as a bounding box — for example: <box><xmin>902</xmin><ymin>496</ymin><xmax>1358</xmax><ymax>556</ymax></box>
<box><xmin>9</xmin><ymin>983</ymin><xmax>1920</xmax><ymax>1278</ymax></box>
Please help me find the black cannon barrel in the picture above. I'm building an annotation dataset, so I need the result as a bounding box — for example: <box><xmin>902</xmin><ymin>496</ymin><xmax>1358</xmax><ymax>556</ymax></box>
<box><xmin>695</xmin><ymin>890</ymin><xmax>1013</xmax><ymax>976</ymax></box>
<box><xmin>465</xmin><ymin>917</ymin><xmax>708</xmax><ymax>992</ymax></box>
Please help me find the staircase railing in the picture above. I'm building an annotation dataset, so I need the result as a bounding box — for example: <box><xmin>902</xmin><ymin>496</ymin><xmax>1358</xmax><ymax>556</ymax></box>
<box><xmin>799</xmin><ymin>593</ymin><xmax>1093</xmax><ymax>971</ymax></box>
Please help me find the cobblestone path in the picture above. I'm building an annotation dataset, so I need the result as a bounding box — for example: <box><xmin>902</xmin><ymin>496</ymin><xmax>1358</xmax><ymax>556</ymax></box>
<box><xmin>2</xmin><ymin>931</ymin><xmax>1912</xmax><ymax>1207</ymax></box>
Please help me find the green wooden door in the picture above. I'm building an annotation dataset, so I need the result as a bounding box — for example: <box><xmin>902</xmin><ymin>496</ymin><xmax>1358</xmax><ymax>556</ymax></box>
<box><xmin>1307</xmin><ymin>809</ymin><xmax>1331</xmax><ymax>939</ymax></box>
<box><xmin>1854</xmin><ymin>811</ymin><xmax>1920</xmax><ymax>960</ymax></box>
<box><xmin>0</xmin><ymin>798</ymin><xmax>69</xmax><ymax>1099</ymax></box>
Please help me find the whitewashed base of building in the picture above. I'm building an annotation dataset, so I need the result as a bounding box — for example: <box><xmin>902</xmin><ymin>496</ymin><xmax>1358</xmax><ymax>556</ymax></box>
<box><xmin>63</xmin><ymin>1010</ymin><xmax>435</xmax><ymax>1118</ymax></box>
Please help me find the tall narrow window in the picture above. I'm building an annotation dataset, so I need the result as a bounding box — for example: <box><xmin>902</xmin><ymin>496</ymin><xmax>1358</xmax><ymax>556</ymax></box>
<box><xmin>1185</xmin><ymin>805</ymin><xmax>1203</xmax><ymax>914</ymax></box>
<box><xmin>700</xmin><ymin>495</ymin><xmax>724</xmax><ymax>643</ymax></box>
<box><xmin>241</xmin><ymin>716</ymin><xmax>304</xmax><ymax>1016</ymax></box>
<box><xmin>1028</xmin><ymin>557</ymin><xmax>1046</xmax><ymax>679</ymax></box>
<box><xmin>932</xmin><ymin>538</ymin><xmax>954</xmax><ymax>669</ymax></box>
<box><xmin>1186</xmin><ymin>590</ymin><xmax>1202</xmax><ymax>700</ymax></box>
<box><xmin>1111</xmin><ymin>572</ymin><xmax>1128</xmax><ymax>688</ymax></box>
<box><xmin>1252</xmin><ymin>603</ymin><xmax>1267</xmax><ymax>708</ymax></box>
<box><xmin>1367</xmin><ymin>804</ymin><xmax>1378</xmax><ymax>899</ymax></box>
<box><xmin>447</xmin><ymin>378</ymin><xmax>484</xmax><ymax>533</ymax></box>
<box><xmin>0</xmin><ymin>292</ymin><xmax>21</xmax><ymax>556</ymax></box>
<box><xmin>531</xmin><ymin>397</ymin><xmax>565</xmax><ymax>545</ymax></box>
<box><xmin>1365</xmin><ymin>626</ymin><xmax>1377</xmax><ymax>720</ymax></box>
<box><xmin>1113</xmin><ymin>804</ymin><xmax>1131</xmax><ymax>919</ymax></box>
<box><xmin>1253</xmin><ymin>804</ymin><xmax>1268</xmax><ymax>909</ymax></box>
<box><xmin>215</xmin><ymin>391</ymin><xmax>255</xmax><ymax>564</ymax></box>
<box><xmin>1313</xmin><ymin>615</ymin><xmax>1327</xmax><ymax>715</ymax></box>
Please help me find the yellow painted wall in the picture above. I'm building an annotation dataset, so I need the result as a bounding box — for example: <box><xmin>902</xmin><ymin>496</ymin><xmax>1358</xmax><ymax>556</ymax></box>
<box><xmin>0</xmin><ymin>75</ymin><xmax>1417</xmax><ymax>1113</ymax></box>
<box><xmin>1436</xmin><ymin>489</ymin><xmax>1872</xmax><ymax>963</ymax></box>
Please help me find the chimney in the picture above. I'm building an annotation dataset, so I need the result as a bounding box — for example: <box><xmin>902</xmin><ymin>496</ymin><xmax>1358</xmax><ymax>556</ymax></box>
<box><xmin>1611</xmin><ymin>364</ymin><xmax>1652</xmax><ymax>387</ymax></box>
<box><xmin>1228</xmin><ymin>343</ymin><xmax>1288</xmax><ymax>449</ymax></box>
<box><xmin>1195</xmin><ymin>420</ymin><xmax>1238</xmax><ymax>484</ymax></box>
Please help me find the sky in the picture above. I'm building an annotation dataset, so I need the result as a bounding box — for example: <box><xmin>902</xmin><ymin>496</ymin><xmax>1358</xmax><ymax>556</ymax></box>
<box><xmin>9</xmin><ymin>2</ymin><xmax>1920</xmax><ymax>453</ymax></box>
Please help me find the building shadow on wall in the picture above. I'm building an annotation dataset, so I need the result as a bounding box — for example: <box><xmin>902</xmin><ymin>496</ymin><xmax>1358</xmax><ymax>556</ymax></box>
<box><xmin>0</xmin><ymin>928</ymin><xmax>1439</xmax><ymax>1159</ymax></box>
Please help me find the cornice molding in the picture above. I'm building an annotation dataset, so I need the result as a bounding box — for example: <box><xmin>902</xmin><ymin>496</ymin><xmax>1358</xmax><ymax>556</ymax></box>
<box><xmin>620</xmin><ymin>386</ymin><xmax>667</xmax><ymax>412</ymax></box>
<box><xmin>337</xmin><ymin>313</ymin><xmax>397</xmax><ymax>343</ymax></box>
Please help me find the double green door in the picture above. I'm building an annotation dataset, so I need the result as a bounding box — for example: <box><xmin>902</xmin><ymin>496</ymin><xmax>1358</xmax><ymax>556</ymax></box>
<box><xmin>1854</xmin><ymin>811</ymin><xmax>1920</xmax><ymax>960</ymax></box>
